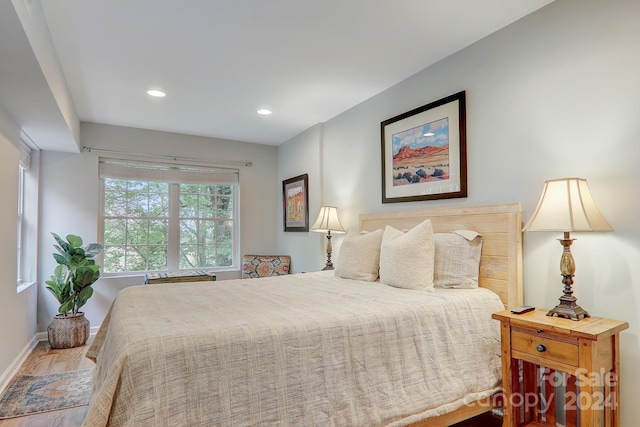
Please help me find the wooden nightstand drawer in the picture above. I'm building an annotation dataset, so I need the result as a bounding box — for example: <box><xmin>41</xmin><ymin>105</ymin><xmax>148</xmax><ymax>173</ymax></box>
<box><xmin>512</xmin><ymin>329</ymin><xmax>578</xmax><ymax>367</ymax></box>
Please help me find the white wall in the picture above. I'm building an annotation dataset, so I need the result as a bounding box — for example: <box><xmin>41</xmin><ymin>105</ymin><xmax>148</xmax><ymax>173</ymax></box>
<box><xmin>277</xmin><ymin>0</ymin><xmax>640</xmax><ymax>424</ymax></box>
<box><xmin>277</xmin><ymin>124</ymin><xmax>325</xmax><ymax>272</ymax></box>
<box><xmin>0</xmin><ymin>106</ymin><xmax>38</xmax><ymax>387</ymax></box>
<box><xmin>37</xmin><ymin>122</ymin><xmax>279</xmax><ymax>332</ymax></box>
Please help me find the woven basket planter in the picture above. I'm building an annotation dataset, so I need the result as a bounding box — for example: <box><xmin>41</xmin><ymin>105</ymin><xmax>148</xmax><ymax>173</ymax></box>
<box><xmin>47</xmin><ymin>312</ymin><xmax>90</xmax><ymax>349</ymax></box>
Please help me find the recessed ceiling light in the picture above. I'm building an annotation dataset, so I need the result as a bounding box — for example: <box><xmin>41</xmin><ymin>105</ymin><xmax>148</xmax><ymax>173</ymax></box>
<box><xmin>147</xmin><ymin>89</ymin><xmax>166</xmax><ymax>97</ymax></box>
<box><xmin>423</xmin><ymin>132</ymin><xmax>435</xmax><ymax>137</ymax></box>
<box><xmin>257</xmin><ymin>109</ymin><xmax>272</xmax><ymax>116</ymax></box>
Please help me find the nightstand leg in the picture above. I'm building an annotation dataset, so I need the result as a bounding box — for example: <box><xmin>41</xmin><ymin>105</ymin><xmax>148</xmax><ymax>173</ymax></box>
<box><xmin>612</xmin><ymin>334</ymin><xmax>622</xmax><ymax>427</ymax></box>
<box><xmin>499</xmin><ymin>321</ymin><xmax>518</xmax><ymax>427</ymax></box>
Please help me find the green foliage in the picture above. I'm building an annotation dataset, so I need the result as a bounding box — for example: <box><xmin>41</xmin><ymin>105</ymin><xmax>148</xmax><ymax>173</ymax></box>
<box><xmin>45</xmin><ymin>233</ymin><xmax>103</xmax><ymax>316</ymax></box>
<box><xmin>102</xmin><ymin>179</ymin><xmax>234</xmax><ymax>272</ymax></box>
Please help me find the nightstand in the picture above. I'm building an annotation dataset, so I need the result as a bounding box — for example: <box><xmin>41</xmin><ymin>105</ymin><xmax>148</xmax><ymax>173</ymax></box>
<box><xmin>492</xmin><ymin>308</ymin><xmax>628</xmax><ymax>427</ymax></box>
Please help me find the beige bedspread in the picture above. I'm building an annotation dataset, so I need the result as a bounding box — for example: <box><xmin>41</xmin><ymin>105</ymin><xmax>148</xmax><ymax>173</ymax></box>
<box><xmin>83</xmin><ymin>271</ymin><xmax>504</xmax><ymax>427</ymax></box>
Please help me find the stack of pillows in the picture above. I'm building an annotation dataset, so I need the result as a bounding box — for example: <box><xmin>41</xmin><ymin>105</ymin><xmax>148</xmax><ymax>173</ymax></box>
<box><xmin>334</xmin><ymin>219</ymin><xmax>483</xmax><ymax>292</ymax></box>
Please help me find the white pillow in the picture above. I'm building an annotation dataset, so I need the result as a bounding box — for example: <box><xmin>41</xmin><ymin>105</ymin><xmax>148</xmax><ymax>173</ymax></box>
<box><xmin>434</xmin><ymin>231</ymin><xmax>483</xmax><ymax>289</ymax></box>
<box><xmin>379</xmin><ymin>219</ymin><xmax>435</xmax><ymax>291</ymax></box>
<box><xmin>335</xmin><ymin>229</ymin><xmax>384</xmax><ymax>282</ymax></box>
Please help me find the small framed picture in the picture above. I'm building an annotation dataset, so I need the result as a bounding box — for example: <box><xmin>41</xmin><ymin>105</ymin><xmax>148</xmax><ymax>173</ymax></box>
<box><xmin>381</xmin><ymin>91</ymin><xmax>467</xmax><ymax>203</ymax></box>
<box><xmin>282</xmin><ymin>174</ymin><xmax>309</xmax><ymax>232</ymax></box>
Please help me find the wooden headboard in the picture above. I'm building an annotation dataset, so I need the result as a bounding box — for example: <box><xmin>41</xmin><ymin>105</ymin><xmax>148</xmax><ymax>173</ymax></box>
<box><xmin>359</xmin><ymin>203</ymin><xmax>523</xmax><ymax>309</ymax></box>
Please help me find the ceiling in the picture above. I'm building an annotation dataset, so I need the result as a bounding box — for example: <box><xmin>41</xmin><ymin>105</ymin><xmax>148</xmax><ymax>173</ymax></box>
<box><xmin>37</xmin><ymin>0</ymin><xmax>555</xmax><ymax>146</ymax></box>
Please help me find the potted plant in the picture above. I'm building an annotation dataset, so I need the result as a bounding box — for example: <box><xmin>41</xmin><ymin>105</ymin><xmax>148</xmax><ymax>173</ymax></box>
<box><xmin>45</xmin><ymin>233</ymin><xmax>103</xmax><ymax>349</ymax></box>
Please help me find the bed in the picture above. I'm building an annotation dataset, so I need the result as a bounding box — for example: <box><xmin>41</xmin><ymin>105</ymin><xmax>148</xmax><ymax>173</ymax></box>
<box><xmin>83</xmin><ymin>203</ymin><xmax>522</xmax><ymax>427</ymax></box>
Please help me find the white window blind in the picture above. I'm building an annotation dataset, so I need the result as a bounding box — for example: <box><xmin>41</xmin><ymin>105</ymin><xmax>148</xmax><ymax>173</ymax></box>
<box><xmin>98</xmin><ymin>159</ymin><xmax>239</xmax><ymax>185</ymax></box>
<box><xmin>18</xmin><ymin>139</ymin><xmax>31</xmax><ymax>171</ymax></box>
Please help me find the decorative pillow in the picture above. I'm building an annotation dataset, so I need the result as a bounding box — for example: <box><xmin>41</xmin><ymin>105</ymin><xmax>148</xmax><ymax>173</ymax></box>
<box><xmin>242</xmin><ymin>255</ymin><xmax>291</xmax><ymax>278</ymax></box>
<box><xmin>434</xmin><ymin>231</ymin><xmax>483</xmax><ymax>289</ymax></box>
<box><xmin>335</xmin><ymin>229</ymin><xmax>384</xmax><ymax>281</ymax></box>
<box><xmin>379</xmin><ymin>219</ymin><xmax>435</xmax><ymax>292</ymax></box>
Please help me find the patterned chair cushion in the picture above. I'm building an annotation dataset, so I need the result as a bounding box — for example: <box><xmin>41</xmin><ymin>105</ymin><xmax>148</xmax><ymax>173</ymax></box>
<box><xmin>242</xmin><ymin>255</ymin><xmax>291</xmax><ymax>279</ymax></box>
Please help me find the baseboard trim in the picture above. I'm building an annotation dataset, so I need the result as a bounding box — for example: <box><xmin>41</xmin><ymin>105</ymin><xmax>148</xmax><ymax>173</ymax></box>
<box><xmin>0</xmin><ymin>335</ymin><xmax>39</xmax><ymax>395</ymax></box>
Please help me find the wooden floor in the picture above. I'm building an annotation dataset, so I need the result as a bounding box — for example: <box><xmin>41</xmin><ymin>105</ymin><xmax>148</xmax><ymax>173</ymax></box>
<box><xmin>0</xmin><ymin>338</ymin><xmax>94</xmax><ymax>427</ymax></box>
<box><xmin>0</xmin><ymin>338</ymin><xmax>502</xmax><ymax>427</ymax></box>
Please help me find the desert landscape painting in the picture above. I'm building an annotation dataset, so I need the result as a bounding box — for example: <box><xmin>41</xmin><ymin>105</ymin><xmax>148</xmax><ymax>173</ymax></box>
<box><xmin>286</xmin><ymin>185</ymin><xmax>305</xmax><ymax>223</ymax></box>
<box><xmin>392</xmin><ymin>117</ymin><xmax>449</xmax><ymax>186</ymax></box>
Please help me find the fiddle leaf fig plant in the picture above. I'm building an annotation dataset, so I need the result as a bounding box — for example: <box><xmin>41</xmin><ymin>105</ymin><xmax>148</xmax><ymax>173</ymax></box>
<box><xmin>45</xmin><ymin>233</ymin><xmax>103</xmax><ymax>316</ymax></box>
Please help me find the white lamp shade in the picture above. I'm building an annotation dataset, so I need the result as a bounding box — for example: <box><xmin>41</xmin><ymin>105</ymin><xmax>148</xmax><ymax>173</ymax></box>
<box><xmin>523</xmin><ymin>178</ymin><xmax>613</xmax><ymax>232</ymax></box>
<box><xmin>311</xmin><ymin>206</ymin><xmax>345</xmax><ymax>233</ymax></box>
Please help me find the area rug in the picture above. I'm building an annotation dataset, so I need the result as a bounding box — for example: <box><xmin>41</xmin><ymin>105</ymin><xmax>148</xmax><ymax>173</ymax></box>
<box><xmin>0</xmin><ymin>368</ymin><xmax>93</xmax><ymax>419</ymax></box>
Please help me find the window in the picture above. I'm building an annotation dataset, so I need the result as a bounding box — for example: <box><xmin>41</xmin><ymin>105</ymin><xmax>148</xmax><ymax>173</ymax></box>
<box><xmin>99</xmin><ymin>159</ymin><xmax>239</xmax><ymax>274</ymax></box>
<box><xmin>178</xmin><ymin>183</ymin><xmax>234</xmax><ymax>269</ymax></box>
<box><xmin>17</xmin><ymin>165</ymin><xmax>26</xmax><ymax>283</ymax></box>
<box><xmin>17</xmin><ymin>138</ymin><xmax>38</xmax><ymax>289</ymax></box>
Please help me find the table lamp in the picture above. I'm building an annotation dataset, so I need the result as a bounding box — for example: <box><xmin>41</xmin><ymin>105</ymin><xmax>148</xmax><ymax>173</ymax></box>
<box><xmin>311</xmin><ymin>206</ymin><xmax>346</xmax><ymax>270</ymax></box>
<box><xmin>522</xmin><ymin>178</ymin><xmax>613</xmax><ymax>320</ymax></box>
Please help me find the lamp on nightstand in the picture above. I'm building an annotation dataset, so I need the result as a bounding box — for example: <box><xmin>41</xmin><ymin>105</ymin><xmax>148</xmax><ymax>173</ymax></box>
<box><xmin>311</xmin><ymin>206</ymin><xmax>346</xmax><ymax>270</ymax></box>
<box><xmin>523</xmin><ymin>178</ymin><xmax>613</xmax><ymax>320</ymax></box>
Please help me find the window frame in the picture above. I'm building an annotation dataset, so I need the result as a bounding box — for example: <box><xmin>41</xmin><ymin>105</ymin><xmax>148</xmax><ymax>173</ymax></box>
<box><xmin>98</xmin><ymin>159</ymin><xmax>240</xmax><ymax>276</ymax></box>
<box><xmin>16</xmin><ymin>136</ymin><xmax>38</xmax><ymax>292</ymax></box>
<box><xmin>17</xmin><ymin>164</ymin><xmax>26</xmax><ymax>285</ymax></box>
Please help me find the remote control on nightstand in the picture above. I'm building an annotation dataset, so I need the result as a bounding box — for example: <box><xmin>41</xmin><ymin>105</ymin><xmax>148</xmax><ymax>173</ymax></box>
<box><xmin>510</xmin><ymin>305</ymin><xmax>535</xmax><ymax>314</ymax></box>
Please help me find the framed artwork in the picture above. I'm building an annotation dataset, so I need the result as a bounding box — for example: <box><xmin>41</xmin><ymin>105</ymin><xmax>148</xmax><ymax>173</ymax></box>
<box><xmin>282</xmin><ymin>173</ymin><xmax>309</xmax><ymax>232</ymax></box>
<box><xmin>381</xmin><ymin>91</ymin><xmax>467</xmax><ymax>203</ymax></box>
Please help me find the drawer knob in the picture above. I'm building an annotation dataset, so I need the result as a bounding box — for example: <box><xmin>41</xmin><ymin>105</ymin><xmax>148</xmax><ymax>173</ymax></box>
<box><xmin>536</xmin><ymin>344</ymin><xmax>547</xmax><ymax>353</ymax></box>
<box><xmin>537</xmin><ymin>329</ymin><xmax>543</xmax><ymax>334</ymax></box>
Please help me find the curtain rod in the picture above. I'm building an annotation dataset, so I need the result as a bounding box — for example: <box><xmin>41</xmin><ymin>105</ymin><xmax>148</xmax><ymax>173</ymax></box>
<box><xmin>82</xmin><ymin>146</ymin><xmax>253</xmax><ymax>167</ymax></box>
